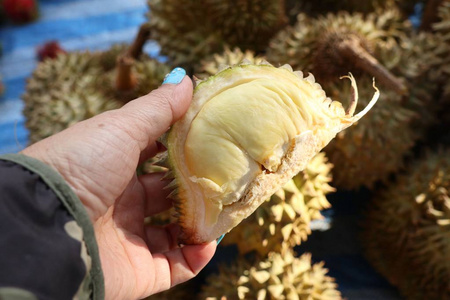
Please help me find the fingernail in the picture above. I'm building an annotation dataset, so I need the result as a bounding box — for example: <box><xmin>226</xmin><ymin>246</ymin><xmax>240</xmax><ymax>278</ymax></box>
<box><xmin>163</xmin><ymin>67</ymin><xmax>186</xmax><ymax>85</ymax></box>
<box><xmin>216</xmin><ymin>234</ymin><xmax>225</xmax><ymax>245</ymax></box>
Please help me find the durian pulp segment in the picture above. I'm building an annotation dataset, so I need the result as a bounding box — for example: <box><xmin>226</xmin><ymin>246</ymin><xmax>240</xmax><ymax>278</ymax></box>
<box><xmin>184</xmin><ymin>74</ymin><xmax>338</xmax><ymax>227</ymax></box>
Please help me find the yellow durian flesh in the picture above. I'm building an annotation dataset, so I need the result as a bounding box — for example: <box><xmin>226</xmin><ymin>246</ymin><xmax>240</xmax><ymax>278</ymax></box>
<box><xmin>168</xmin><ymin>63</ymin><xmax>378</xmax><ymax>244</ymax></box>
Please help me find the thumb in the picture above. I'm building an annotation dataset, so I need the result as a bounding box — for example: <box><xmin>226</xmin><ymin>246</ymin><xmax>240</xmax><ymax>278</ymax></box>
<box><xmin>118</xmin><ymin>68</ymin><xmax>193</xmax><ymax>151</ymax></box>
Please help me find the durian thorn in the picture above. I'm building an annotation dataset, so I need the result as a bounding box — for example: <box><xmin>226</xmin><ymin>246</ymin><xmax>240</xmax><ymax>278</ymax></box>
<box><xmin>127</xmin><ymin>23</ymin><xmax>151</xmax><ymax>59</ymax></box>
<box><xmin>154</xmin><ymin>154</ymin><xmax>169</xmax><ymax>168</ymax></box>
<box><xmin>167</xmin><ymin>188</ymin><xmax>179</xmax><ymax>199</ymax></box>
<box><xmin>420</xmin><ymin>0</ymin><xmax>444</xmax><ymax>32</ymax></box>
<box><xmin>115</xmin><ymin>55</ymin><xmax>137</xmax><ymax>92</ymax></box>
<box><xmin>338</xmin><ymin>37</ymin><xmax>407</xmax><ymax>95</ymax></box>
<box><xmin>161</xmin><ymin>170</ymin><xmax>175</xmax><ymax>180</ymax></box>
<box><xmin>192</xmin><ymin>76</ymin><xmax>202</xmax><ymax>88</ymax></box>
<box><xmin>163</xmin><ymin>179</ymin><xmax>178</xmax><ymax>191</ymax></box>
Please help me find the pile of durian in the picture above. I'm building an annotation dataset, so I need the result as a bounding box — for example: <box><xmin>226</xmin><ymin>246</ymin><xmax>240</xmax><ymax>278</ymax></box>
<box><xmin>23</xmin><ymin>0</ymin><xmax>450</xmax><ymax>299</ymax></box>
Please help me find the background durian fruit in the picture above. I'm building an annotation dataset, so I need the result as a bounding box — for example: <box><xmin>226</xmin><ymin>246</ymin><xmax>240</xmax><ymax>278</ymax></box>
<box><xmin>23</xmin><ymin>25</ymin><xmax>170</xmax><ymax>144</ymax></box>
<box><xmin>362</xmin><ymin>148</ymin><xmax>450</xmax><ymax>300</ymax></box>
<box><xmin>222</xmin><ymin>153</ymin><xmax>335</xmax><ymax>258</ymax></box>
<box><xmin>147</xmin><ymin>0</ymin><xmax>287</xmax><ymax>69</ymax></box>
<box><xmin>195</xmin><ymin>47</ymin><xmax>265</xmax><ymax>79</ymax></box>
<box><xmin>266</xmin><ymin>10</ymin><xmax>429</xmax><ymax>190</ymax></box>
<box><xmin>203</xmin><ymin>0</ymin><xmax>287</xmax><ymax>52</ymax></box>
<box><xmin>284</xmin><ymin>0</ymin><xmax>422</xmax><ymax>24</ymax></box>
<box><xmin>200</xmin><ymin>249</ymin><xmax>342</xmax><ymax>300</ymax></box>
<box><xmin>429</xmin><ymin>1</ymin><xmax>450</xmax><ymax>125</ymax></box>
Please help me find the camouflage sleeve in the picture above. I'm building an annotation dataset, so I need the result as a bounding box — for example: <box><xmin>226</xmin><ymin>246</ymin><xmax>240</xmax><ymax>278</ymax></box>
<box><xmin>0</xmin><ymin>154</ymin><xmax>104</xmax><ymax>300</ymax></box>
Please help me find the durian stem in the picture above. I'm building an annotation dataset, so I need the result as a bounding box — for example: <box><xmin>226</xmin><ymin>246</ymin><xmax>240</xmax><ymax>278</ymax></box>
<box><xmin>127</xmin><ymin>23</ymin><xmax>151</xmax><ymax>59</ymax></box>
<box><xmin>420</xmin><ymin>0</ymin><xmax>444</xmax><ymax>32</ymax></box>
<box><xmin>114</xmin><ymin>23</ymin><xmax>150</xmax><ymax>93</ymax></box>
<box><xmin>338</xmin><ymin>37</ymin><xmax>407</xmax><ymax>95</ymax></box>
<box><xmin>115</xmin><ymin>55</ymin><xmax>137</xmax><ymax>91</ymax></box>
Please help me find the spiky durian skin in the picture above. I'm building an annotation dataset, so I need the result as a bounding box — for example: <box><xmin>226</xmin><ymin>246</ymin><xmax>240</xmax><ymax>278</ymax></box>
<box><xmin>147</xmin><ymin>0</ymin><xmax>220</xmax><ymax>68</ymax></box>
<box><xmin>323</xmin><ymin>78</ymin><xmax>418</xmax><ymax>189</ymax></box>
<box><xmin>362</xmin><ymin>149</ymin><xmax>450</xmax><ymax>300</ymax></box>
<box><xmin>147</xmin><ymin>0</ymin><xmax>286</xmax><ymax>68</ymax></box>
<box><xmin>284</xmin><ymin>0</ymin><xmax>419</xmax><ymax>22</ymax></box>
<box><xmin>195</xmin><ymin>47</ymin><xmax>265</xmax><ymax>79</ymax></box>
<box><xmin>200</xmin><ymin>249</ymin><xmax>342</xmax><ymax>300</ymax></box>
<box><xmin>222</xmin><ymin>152</ymin><xmax>335</xmax><ymax>258</ymax></box>
<box><xmin>267</xmin><ymin>10</ymin><xmax>411</xmax><ymax>84</ymax></box>
<box><xmin>431</xmin><ymin>2</ymin><xmax>450</xmax><ymax>101</ymax></box>
<box><xmin>203</xmin><ymin>0</ymin><xmax>287</xmax><ymax>52</ymax></box>
<box><xmin>23</xmin><ymin>49</ymin><xmax>169</xmax><ymax>144</ymax></box>
<box><xmin>23</xmin><ymin>52</ymin><xmax>121</xmax><ymax>144</ymax></box>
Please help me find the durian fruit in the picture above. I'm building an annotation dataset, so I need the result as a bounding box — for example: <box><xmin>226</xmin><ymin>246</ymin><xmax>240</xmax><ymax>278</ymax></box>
<box><xmin>284</xmin><ymin>0</ymin><xmax>419</xmax><ymax>22</ymax></box>
<box><xmin>323</xmin><ymin>78</ymin><xmax>419</xmax><ymax>189</ymax></box>
<box><xmin>431</xmin><ymin>1</ymin><xmax>450</xmax><ymax>98</ymax></box>
<box><xmin>222</xmin><ymin>152</ymin><xmax>334</xmax><ymax>257</ymax></box>
<box><xmin>267</xmin><ymin>10</ymin><xmax>410</xmax><ymax>94</ymax></box>
<box><xmin>23</xmin><ymin>52</ymin><xmax>119</xmax><ymax>144</ymax></box>
<box><xmin>203</xmin><ymin>0</ymin><xmax>287</xmax><ymax>52</ymax></box>
<box><xmin>200</xmin><ymin>249</ymin><xmax>342</xmax><ymax>300</ymax></box>
<box><xmin>23</xmin><ymin>25</ymin><xmax>170</xmax><ymax>144</ymax></box>
<box><xmin>267</xmin><ymin>11</ymin><xmax>427</xmax><ymax>190</ymax></box>
<box><xmin>165</xmin><ymin>61</ymin><xmax>379</xmax><ymax>244</ymax></box>
<box><xmin>147</xmin><ymin>0</ymin><xmax>287</xmax><ymax>68</ymax></box>
<box><xmin>196</xmin><ymin>47</ymin><xmax>265</xmax><ymax>79</ymax></box>
<box><xmin>362</xmin><ymin>148</ymin><xmax>450</xmax><ymax>300</ymax></box>
<box><xmin>147</xmin><ymin>0</ymin><xmax>219</xmax><ymax>68</ymax></box>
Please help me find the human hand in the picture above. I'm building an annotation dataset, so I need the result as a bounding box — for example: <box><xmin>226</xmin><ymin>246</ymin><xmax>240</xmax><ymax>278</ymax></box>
<box><xmin>22</xmin><ymin>68</ymin><xmax>216</xmax><ymax>299</ymax></box>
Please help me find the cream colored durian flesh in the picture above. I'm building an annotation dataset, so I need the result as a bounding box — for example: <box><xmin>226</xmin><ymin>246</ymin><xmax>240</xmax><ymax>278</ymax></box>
<box><xmin>168</xmin><ymin>63</ymin><xmax>378</xmax><ymax>244</ymax></box>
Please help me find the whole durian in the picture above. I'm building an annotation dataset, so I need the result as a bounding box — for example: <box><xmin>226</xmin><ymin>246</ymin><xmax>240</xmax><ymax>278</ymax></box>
<box><xmin>267</xmin><ymin>10</ymin><xmax>427</xmax><ymax>190</ymax></box>
<box><xmin>362</xmin><ymin>148</ymin><xmax>450</xmax><ymax>300</ymax></box>
<box><xmin>323</xmin><ymin>78</ymin><xmax>418</xmax><ymax>189</ymax></box>
<box><xmin>23</xmin><ymin>26</ymin><xmax>170</xmax><ymax>144</ymax></box>
<box><xmin>147</xmin><ymin>0</ymin><xmax>287</xmax><ymax>68</ymax></box>
<box><xmin>165</xmin><ymin>61</ymin><xmax>379</xmax><ymax>244</ymax></box>
<box><xmin>431</xmin><ymin>1</ymin><xmax>450</xmax><ymax>98</ymax></box>
<box><xmin>23</xmin><ymin>52</ymin><xmax>119</xmax><ymax>144</ymax></box>
<box><xmin>267</xmin><ymin>10</ymin><xmax>410</xmax><ymax>93</ymax></box>
<box><xmin>203</xmin><ymin>0</ymin><xmax>287</xmax><ymax>52</ymax></box>
<box><xmin>200</xmin><ymin>249</ymin><xmax>342</xmax><ymax>300</ymax></box>
<box><xmin>285</xmin><ymin>0</ymin><xmax>420</xmax><ymax>22</ymax></box>
<box><xmin>222</xmin><ymin>152</ymin><xmax>335</xmax><ymax>257</ymax></box>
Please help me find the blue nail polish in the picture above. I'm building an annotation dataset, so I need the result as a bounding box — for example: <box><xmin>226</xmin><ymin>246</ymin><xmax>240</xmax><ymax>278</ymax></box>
<box><xmin>163</xmin><ymin>67</ymin><xmax>186</xmax><ymax>85</ymax></box>
<box><xmin>216</xmin><ymin>234</ymin><xmax>225</xmax><ymax>245</ymax></box>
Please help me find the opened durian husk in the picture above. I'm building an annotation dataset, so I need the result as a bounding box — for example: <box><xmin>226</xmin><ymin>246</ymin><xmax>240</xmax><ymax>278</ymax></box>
<box><xmin>165</xmin><ymin>61</ymin><xmax>378</xmax><ymax>244</ymax></box>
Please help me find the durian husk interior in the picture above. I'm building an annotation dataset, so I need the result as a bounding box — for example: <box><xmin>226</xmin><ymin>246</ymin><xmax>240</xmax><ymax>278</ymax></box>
<box><xmin>167</xmin><ymin>62</ymin><xmax>378</xmax><ymax>244</ymax></box>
